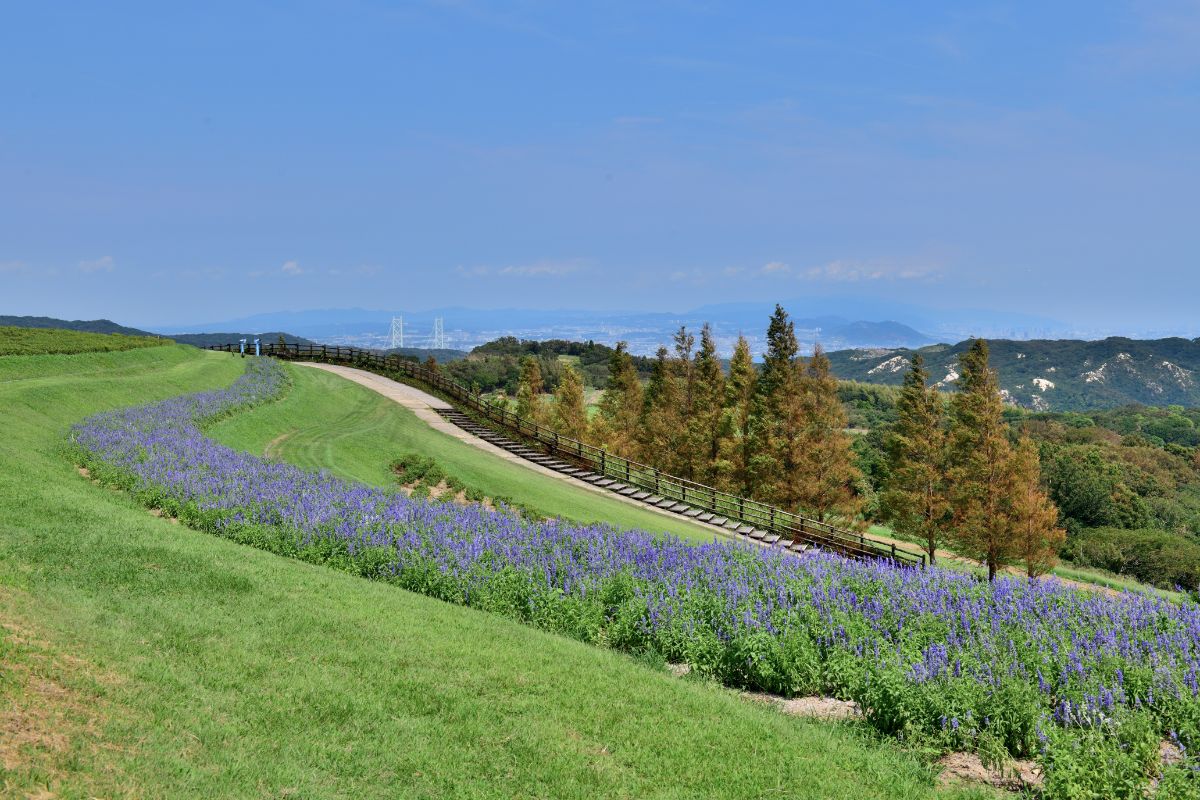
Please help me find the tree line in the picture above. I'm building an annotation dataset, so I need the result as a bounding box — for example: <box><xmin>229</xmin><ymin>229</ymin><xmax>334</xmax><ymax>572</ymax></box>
<box><xmin>503</xmin><ymin>305</ymin><xmax>1064</xmax><ymax>579</ymax></box>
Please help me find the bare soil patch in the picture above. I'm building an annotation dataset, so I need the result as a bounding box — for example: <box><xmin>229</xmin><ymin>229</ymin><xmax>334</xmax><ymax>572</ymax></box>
<box><xmin>0</xmin><ymin>589</ymin><xmax>134</xmax><ymax>796</ymax></box>
<box><xmin>263</xmin><ymin>429</ymin><xmax>297</xmax><ymax>459</ymax></box>
<box><xmin>936</xmin><ymin>751</ymin><xmax>1042</xmax><ymax>791</ymax></box>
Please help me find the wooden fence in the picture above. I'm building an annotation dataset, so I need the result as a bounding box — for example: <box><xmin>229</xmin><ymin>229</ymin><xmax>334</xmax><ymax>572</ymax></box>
<box><xmin>209</xmin><ymin>341</ymin><xmax>925</xmax><ymax>568</ymax></box>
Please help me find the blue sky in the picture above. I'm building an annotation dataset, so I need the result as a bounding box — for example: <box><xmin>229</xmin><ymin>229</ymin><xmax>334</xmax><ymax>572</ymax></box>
<box><xmin>2</xmin><ymin>1</ymin><xmax>1197</xmax><ymax>331</ymax></box>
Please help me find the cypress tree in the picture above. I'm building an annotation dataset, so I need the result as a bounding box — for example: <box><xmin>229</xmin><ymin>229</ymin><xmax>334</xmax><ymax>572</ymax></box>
<box><xmin>792</xmin><ymin>345</ymin><xmax>862</xmax><ymax>525</ymax></box>
<box><xmin>672</xmin><ymin>326</ymin><xmax>698</xmax><ymax>479</ymax></box>
<box><xmin>515</xmin><ymin>355</ymin><xmax>547</xmax><ymax>425</ymax></box>
<box><xmin>947</xmin><ymin>339</ymin><xmax>1017</xmax><ymax>580</ymax></box>
<box><xmin>688</xmin><ymin>323</ymin><xmax>728</xmax><ymax>485</ymax></box>
<box><xmin>639</xmin><ymin>346</ymin><xmax>683</xmax><ymax>468</ymax></box>
<box><xmin>592</xmin><ymin>342</ymin><xmax>643</xmax><ymax>458</ymax></box>
<box><xmin>552</xmin><ymin>363</ymin><xmax>589</xmax><ymax>441</ymax></box>
<box><xmin>758</xmin><ymin>304</ymin><xmax>797</xmax><ymax>407</ymax></box>
<box><xmin>880</xmin><ymin>355</ymin><xmax>950</xmax><ymax>564</ymax></box>
<box><xmin>1010</xmin><ymin>434</ymin><xmax>1066</xmax><ymax>578</ymax></box>
<box><xmin>750</xmin><ymin>306</ymin><xmax>802</xmax><ymax>505</ymax></box>
<box><xmin>720</xmin><ymin>334</ymin><xmax>757</xmax><ymax>495</ymax></box>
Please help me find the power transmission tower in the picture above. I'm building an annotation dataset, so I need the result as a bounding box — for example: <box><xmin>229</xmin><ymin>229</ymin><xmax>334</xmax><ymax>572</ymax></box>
<box><xmin>432</xmin><ymin>317</ymin><xmax>445</xmax><ymax>349</ymax></box>
<box><xmin>390</xmin><ymin>316</ymin><xmax>404</xmax><ymax>349</ymax></box>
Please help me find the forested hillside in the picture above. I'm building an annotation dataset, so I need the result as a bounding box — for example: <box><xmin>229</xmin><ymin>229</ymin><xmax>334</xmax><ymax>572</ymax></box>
<box><xmin>436</xmin><ymin>337</ymin><xmax>655</xmax><ymax>394</ymax></box>
<box><xmin>846</xmin><ymin>382</ymin><xmax>1200</xmax><ymax>589</ymax></box>
<box><xmin>0</xmin><ymin>314</ymin><xmax>158</xmax><ymax>337</ymax></box>
<box><xmin>828</xmin><ymin>337</ymin><xmax>1200</xmax><ymax>411</ymax></box>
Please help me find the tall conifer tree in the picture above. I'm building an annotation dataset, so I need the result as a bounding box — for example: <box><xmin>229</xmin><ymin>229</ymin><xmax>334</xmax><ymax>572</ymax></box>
<box><xmin>552</xmin><ymin>363</ymin><xmax>589</xmax><ymax>441</ymax></box>
<box><xmin>720</xmin><ymin>335</ymin><xmax>757</xmax><ymax>495</ymax></box>
<box><xmin>750</xmin><ymin>306</ymin><xmax>801</xmax><ymax>504</ymax></box>
<box><xmin>592</xmin><ymin>342</ymin><xmax>643</xmax><ymax>458</ymax></box>
<box><xmin>792</xmin><ymin>345</ymin><xmax>862</xmax><ymax>524</ymax></box>
<box><xmin>947</xmin><ymin>339</ymin><xmax>1017</xmax><ymax>580</ymax></box>
<box><xmin>688</xmin><ymin>324</ymin><xmax>728</xmax><ymax>485</ymax></box>
<box><xmin>515</xmin><ymin>355</ymin><xmax>547</xmax><ymax>425</ymax></box>
<box><xmin>671</xmin><ymin>326</ymin><xmax>699</xmax><ymax>479</ymax></box>
<box><xmin>1010</xmin><ymin>434</ymin><xmax>1066</xmax><ymax>577</ymax></box>
<box><xmin>881</xmin><ymin>355</ymin><xmax>950</xmax><ymax>563</ymax></box>
<box><xmin>640</xmin><ymin>346</ymin><xmax>683</xmax><ymax>469</ymax></box>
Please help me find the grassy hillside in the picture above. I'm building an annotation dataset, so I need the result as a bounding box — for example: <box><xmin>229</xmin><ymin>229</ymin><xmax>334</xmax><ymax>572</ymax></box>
<box><xmin>208</xmin><ymin>362</ymin><xmax>724</xmax><ymax>543</ymax></box>
<box><xmin>828</xmin><ymin>336</ymin><xmax>1200</xmax><ymax>411</ymax></box>
<box><xmin>0</xmin><ymin>344</ymin><xmax>996</xmax><ymax>798</ymax></box>
<box><xmin>0</xmin><ymin>325</ymin><xmax>168</xmax><ymax>355</ymax></box>
<box><xmin>0</xmin><ymin>314</ymin><xmax>156</xmax><ymax>336</ymax></box>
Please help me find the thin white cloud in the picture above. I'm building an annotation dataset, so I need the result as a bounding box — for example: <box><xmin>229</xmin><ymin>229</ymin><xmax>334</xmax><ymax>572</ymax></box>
<box><xmin>801</xmin><ymin>259</ymin><xmax>939</xmax><ymax>282</ymax></box>
<box><xmin>499</xmin><ymin>261</ymin><xmax>581</xmax><ymax>277</ymax></box>
<box><xmin>280</xmin><ymin>259</ymin><xmax>304</xmax><ymax>276</ymax></box>
<box><xmin>0</xmin><ymin>260</ymin><xmax>27</xmax><ymax>274</ymax></box>
<box><xmin>458</xmin><ymin>259</ymin><xmax>584</xmax><ymax>278</ymax></box>
<box><xmin>761</xmin><ymin>261</ymin><xmax>790</xmax><ymax>274</ymax></box>
<box><xmin>79</xmin><ymin>256</ymin><xmax>115</xmax><ymax>273</ymax></box>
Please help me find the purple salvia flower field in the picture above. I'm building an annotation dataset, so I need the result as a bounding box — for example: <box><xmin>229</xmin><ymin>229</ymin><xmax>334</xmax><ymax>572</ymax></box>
<box><xmin>71</xmin><ymin>358</ymin><xmax>1200</xmax><ymax>788</ymax></box>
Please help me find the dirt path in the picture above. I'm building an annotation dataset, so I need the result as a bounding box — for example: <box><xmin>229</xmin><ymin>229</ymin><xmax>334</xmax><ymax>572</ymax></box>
<box><xmin>293</xmin><ymin>363</ymin><xmax>737</xmax><ymax>539</ymax></box>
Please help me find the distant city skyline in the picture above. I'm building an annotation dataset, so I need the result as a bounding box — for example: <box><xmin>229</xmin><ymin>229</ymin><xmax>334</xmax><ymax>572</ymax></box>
<box><xmin>2</xmin><ymin>2</ymin><xmax>1197</xmax><ymax>332</ymax></box>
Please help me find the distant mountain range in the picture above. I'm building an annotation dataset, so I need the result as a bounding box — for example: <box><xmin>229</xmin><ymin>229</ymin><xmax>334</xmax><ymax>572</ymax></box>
<box><xmin>149</xmin><ymin>304</ymin><xmax>939</xmax><ymax>354</ymax></box>
<box><xmin>13</xmin><ymin>312</ymin><xmax>1200</xmax><ymax>411</ymax></box>
<box><xmin>828</xmin><ymin>337</ymin><xmax>1200</xmax><ymax>411</ymax></box>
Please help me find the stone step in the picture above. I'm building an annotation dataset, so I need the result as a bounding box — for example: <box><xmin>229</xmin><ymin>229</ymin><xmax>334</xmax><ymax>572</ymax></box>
<box><xmin>595</xmin><ymin>478</ymin><xmax>615</xmax><ymax>488</ymax></box>
<box><xmin>631</xmin><ymin>491</ymin><xmax>652</xmax><ymax>501</ymax></box>
<box><xmin>762</xmin><ymin>534</ymin><xmax>781</xmax><ymax>545</ymax></box>
<box><xmin>696</xmin><ymin>512</ymin><xmax>715</xmax><ymax>522</ymax></box>
<box><xmin>683</xmin><ymin>508</ymin><xmax>703</xmax><ymax>518</ymax></box>
<box><xmin>735</xmin><ymin>525</ymin><xmax>756</xmax><ymax>535</ymax></box>
<box><xmin>748</xmin><ymin>529</ymin><xmax>767</xmax><ymax>540</ymax></box>
<box><xmin>709</xmin><ymin>516</ymin><xmax>727</xmax><ymax>527</ymax></box>
<box><xmin>618</xmin><ymin>486</ymin><xmax>639</xmax><ymax>496</ymax></box>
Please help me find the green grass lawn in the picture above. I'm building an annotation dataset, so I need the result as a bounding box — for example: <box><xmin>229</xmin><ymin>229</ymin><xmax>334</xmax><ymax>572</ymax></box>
<box><xmin>209</xmin><ymin>362</ymin><xmax>724</xmax><ymax>543</ymax></box>
<box><xmin>0</xmin><ymin>324</ymin><xmax>167</xmax><ymax>355</ymax></box>
<box><xmin>0</xmin><ymin>345</ymin><xmax>997</xmax><ymax>798</ymax></box>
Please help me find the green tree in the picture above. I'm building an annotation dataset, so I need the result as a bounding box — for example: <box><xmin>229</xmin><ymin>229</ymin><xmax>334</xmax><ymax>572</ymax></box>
<box><xmin>552</xmin><ymin>363</ymin><xmax>589</xmax><ymax>441</ymax></box>
<box><xmin>640</xmin><ymin>346</ymin><xmax>684</xmax><ymax>469</ymax></box>
<box><xmin>792</xmin><ymin>345</ymin><xmax>863</xmax><ymax>525</ymax></box>
<box><xmin>719</xmin><ymin>335</ymin><xmax>756</xmax><ymax>495</ymax></box>
<box><xmin>1043</xmin><ymin>445</ymin><xmax>1149</xmax><ymax>531</ymax></box>
<box><xmin>515</xmin><ymin>355</ymin><xmax>547</xmax><ymax>425</ymax></box>
<box><xmin>947</xmin><ymin>339</ymin><xmax>1018</xmax><ymax>580</ymax></box>
<box><xmin>591</xmin><ymin>342</ymin><xmax>643</xmax><ymax>458</ymax></box>
<box><xmin>671</xmin><ymin>326</ymin><xmax>699</xmax><ymax>479</ymax></box>
<box><xmin>758</xmin><ymin>304</ymin><xmax>798</xmax><ymax>406</ymax></box>
<box><xmin>687</xmin><ymin>324</ymin><xmax>728</xmax><ymax>485</ymax></box>
<box><xmin>880</xmin><ymin>355</ymin><xmax>950</xmax><ymax>564</ymax></box>
<box><xmin>748</xmin><ymin>307</ymin><xmax>800</xmax><ymax>503</ymax></box>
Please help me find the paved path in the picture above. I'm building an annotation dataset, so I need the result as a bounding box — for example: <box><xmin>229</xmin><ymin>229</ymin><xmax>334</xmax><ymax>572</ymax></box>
<box><xmin>294</xmin><ymin>362</ymin><xmax>733</xmax><ymax>539</ymax></box>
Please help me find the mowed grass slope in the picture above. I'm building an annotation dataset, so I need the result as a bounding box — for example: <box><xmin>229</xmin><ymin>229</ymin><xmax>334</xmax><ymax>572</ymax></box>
<box><xmin>0</xmin><ymin>324</ymin><xmax>167</xmax><ymax>355</ymax></box>
<box><xmin>0</xmin><ymin>345</ymin><xmax>996</xmax><ymax>798</ymax></box>
<box><xmin>210</xmin><ymin>362</ymin><xmax>724</xmax><ymax>543</ymax></box>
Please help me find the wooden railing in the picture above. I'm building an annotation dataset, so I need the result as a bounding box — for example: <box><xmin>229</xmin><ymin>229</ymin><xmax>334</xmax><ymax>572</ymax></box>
<box><xmin>210</xmin><ymin>341</ymin><xmax>925</xmax><ymax>567</ymax></box>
